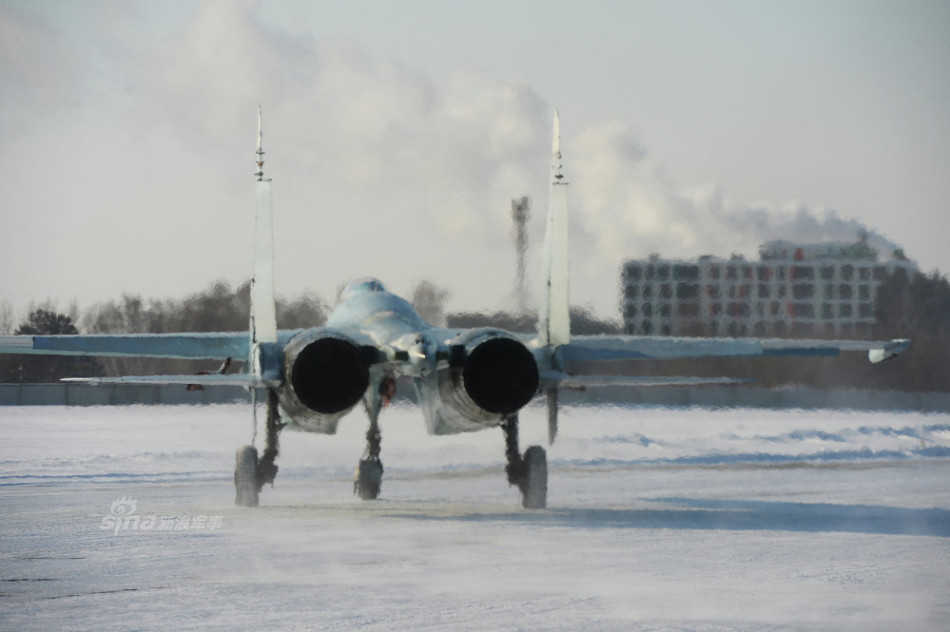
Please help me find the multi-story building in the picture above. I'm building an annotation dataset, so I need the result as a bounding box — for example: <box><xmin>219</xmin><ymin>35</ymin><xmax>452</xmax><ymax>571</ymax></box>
<box><xmin>621</xmin><ymin>236</ymin><xmax>916</xmax><ymax>338</ymax></box>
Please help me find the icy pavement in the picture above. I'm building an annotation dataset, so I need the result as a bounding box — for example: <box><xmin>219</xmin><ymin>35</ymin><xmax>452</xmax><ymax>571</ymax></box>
<box><xmin>1</xmin><ymin>403</ymin><xmax>948</xmax><ymax>631</ymax></box>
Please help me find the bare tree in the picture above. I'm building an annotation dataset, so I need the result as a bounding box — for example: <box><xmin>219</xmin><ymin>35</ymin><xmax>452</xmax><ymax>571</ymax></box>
<box><xmin>410</xmin><ymin>280</ymin><xmax>450</xmax><ymax>327</ymax></box>
<box><xmin>0</xmin><ymin>301</ymin><xmax>14</xmax><ymax>335</ymax></box>
<box><xmin>0</xmin><ymin>309</ymin><xmax>103</xmax><ymax>382</ymax></box>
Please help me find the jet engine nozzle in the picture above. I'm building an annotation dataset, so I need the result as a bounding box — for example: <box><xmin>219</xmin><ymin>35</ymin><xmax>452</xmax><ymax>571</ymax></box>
<box><xmin>283</xmin><ymin>329</ymin><xmax>373</xmax><ymax>416</ymax></box>
<box><xmin>441</xmin><ymin>330</ymin><xmax>539</xmax><ymax>421</ymax></box>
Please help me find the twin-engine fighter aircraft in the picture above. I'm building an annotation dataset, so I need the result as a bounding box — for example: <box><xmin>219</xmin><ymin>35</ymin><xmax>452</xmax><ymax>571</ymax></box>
<box><xmin>0</xmin><ymin>110</ymin><xmax>910</xmax><ymax>508</ymax></box>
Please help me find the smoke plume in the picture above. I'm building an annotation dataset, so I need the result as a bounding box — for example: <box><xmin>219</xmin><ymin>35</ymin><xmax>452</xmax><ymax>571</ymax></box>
<box><xmin>0</xmin><ymin>1</ymin><xmax>906</xmax><ymax>319</ymax></box>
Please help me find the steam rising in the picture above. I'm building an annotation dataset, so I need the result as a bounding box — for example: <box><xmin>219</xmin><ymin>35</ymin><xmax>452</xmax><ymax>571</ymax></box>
<box><xmin>0</xmin><ymin>2</ymin><xmax>905</xmax><ymax>318</ymax></box>
<box><xmin>569</xmin><ymin>122</ymin><xmax>904</xmax><ymax>275</ymax></box>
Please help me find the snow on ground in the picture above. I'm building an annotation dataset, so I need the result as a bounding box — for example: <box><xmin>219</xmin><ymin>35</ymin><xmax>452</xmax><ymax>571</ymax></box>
<box><xmin>1</xmin><ymin>402</ymin><xmax>948</xmax><ymax>631</ymax></box>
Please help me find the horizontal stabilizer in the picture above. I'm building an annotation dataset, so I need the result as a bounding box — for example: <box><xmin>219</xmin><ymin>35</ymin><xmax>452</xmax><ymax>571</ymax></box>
<box><xmin>555</xmin><ymin>336</ymin><xmax>912</xmax><ymax>367</ymax></box>
<box><xmin>0</xmin><ymin>333</ymin><xmax>251</xmax><ymax>360</ymax></box>
<box><xmin>540</xmin><ymin>372</ymin><xmax>751</xmax><ymax>389</ymax></box>
<box><xmin>61</xmin><ymin>373</ymin><xmax>275</xmax><ymax>387</ymax></box>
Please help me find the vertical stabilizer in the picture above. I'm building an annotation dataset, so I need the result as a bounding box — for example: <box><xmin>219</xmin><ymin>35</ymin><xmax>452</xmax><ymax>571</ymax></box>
<box><xmin>538</xmin><ymin>110</ymin><xmax>571</xmax><ymax>348</ymax></box>
<box><xmin>251</xmin><ymin>106</ymin><xmax>278</xmax><ymax>346</ymax></box>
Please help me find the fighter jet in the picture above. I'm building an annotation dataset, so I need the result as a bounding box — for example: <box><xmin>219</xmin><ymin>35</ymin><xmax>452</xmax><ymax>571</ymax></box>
<box><xmin>0</xmin><ymin>109</ymin><xmax>910</xmax><ymax>508</ymax></box>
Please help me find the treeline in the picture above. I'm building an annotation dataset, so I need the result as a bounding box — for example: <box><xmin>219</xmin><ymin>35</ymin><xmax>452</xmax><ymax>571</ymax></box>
<box><xmin>0</xmin><ymin>281</ymin><xmax>327</xmax><ymax>382</ymax></box>
<box><xmin>447</xmin><ymin>307</ymin><xmax>620</xmax><ymax>335</ymax></box>
<box><xmin>2</xmin><ymin>270</ymin><xmax>947</xmax><ymax>392</ymax></box>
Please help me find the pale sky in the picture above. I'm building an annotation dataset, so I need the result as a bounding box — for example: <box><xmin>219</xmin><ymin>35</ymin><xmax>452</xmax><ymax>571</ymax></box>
<box><xmin>1</xmin><ymin>0</ymin><xmax>948</xmax><ymax>321</ymax></box>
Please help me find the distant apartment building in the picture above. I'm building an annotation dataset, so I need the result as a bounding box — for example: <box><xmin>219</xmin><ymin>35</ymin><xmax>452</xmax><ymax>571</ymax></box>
<box><xmin>621</xmin><ymin>236</ymin><xmax>916</xmax><ymax>338</ymax></box>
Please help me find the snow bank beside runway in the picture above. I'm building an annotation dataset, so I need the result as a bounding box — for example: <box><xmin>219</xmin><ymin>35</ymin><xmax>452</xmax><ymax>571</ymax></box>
<box><xmin>1</xmin><ymin>404</ymin><xmax>946</xmax><ymax>484</ymax></box>
<box><xmin>1</xmin><ymin>405</ymin><xmax>948</xmax><ymax>631</ymax></box>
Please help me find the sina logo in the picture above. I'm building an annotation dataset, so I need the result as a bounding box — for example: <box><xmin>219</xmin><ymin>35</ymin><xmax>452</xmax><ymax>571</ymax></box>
<box><xmin>101</xmin><ymin>496</ymin><xmax>152</xmax><ymax>535</ymax></box>
<box><xmin>110</xmin><ymin>496</ymin><xmax>137</xmax><ymax>517</ymax></box>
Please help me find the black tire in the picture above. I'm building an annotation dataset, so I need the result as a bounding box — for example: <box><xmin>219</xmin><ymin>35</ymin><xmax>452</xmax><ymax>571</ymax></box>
<box><xmin>235</xmin><ymin>445</ymin><xmax>259</xmax><ymax>507</ymax></box>
<box><xmin>355</xmin><ymin>459</ymin><xmax>383</xmax><ymax>500</ymax></box>
<box><xmin>522</xmin><ymin>445</ymin><xmax>547</xmax><ymax>509</ymax></box>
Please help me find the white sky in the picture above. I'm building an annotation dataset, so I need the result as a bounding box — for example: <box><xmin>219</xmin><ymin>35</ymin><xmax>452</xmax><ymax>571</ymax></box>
<box><xmin>1</xmin><ymin>0</ymin><xmax>948</xmax><ymax>321</ymax></box>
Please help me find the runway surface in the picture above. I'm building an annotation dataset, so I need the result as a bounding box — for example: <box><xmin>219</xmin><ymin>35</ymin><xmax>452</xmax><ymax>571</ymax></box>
<box><xmin>1</xmin><ymin>403</ymin><xmax>948</xmax><ymax>631</ymax></box>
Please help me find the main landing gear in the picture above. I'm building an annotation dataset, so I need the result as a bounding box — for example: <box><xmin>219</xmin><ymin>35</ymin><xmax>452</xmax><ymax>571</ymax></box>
<box><xmin>235</xmin><ymin>389</ymin><xmax>285</xmax><ymax>507</ymax></box>
<box><xmin>354</xmin><ymin>376</ymin><xmax>394</xmax><ymax>500</ymax></box>
<box><xmin>502</xmin><ymin>414</ymin><xmax>547</xmax><ymax>509</ymax></box>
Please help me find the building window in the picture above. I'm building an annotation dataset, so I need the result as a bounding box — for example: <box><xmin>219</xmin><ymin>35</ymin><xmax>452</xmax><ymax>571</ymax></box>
<box><xmin>839</xmin><ymin>284</ymin><xmax>852</xmax><ymax>299</ymax></box>
<box><xmin>792</xmin><ymin>266</ymin><xmax>815</xmax><ymax>281</ymax></box>
<box><xmin>678</xmin><ymin>303</ymin><xmax>700</xmax><ymax>317</ymax></box>
<box><xmin>793</xmin><ymin>284</ymin><xmax>814</xmax><ymax>299</ymax></box>
<box><xmin>673</xmin><ymin>264</ymin><xmax>699</xmax><ymax>281</ymax></box>
<box><xmin>794</xmin><ymin>303</ymin><xmax>815</xmax><ymax>319</ymax></box>
<box><xmin>676</xmin><ymin>283</ymin><xmax>699</xmax><ymax>299</ymax></box>
<box><xmin>859</xmin><ymin>285</ymin><xmax>870</xmax><ymax>300</ymax></box>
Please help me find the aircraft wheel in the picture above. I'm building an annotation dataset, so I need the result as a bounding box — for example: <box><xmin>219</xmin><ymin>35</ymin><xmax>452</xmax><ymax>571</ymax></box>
<box><xmin>355</xmin><ymin>459</ymin><xmax>383</xmax><ymax>500</ymax></box>
<box><xmin>522</xmin><ymin>446</ymin><xmax>547</xmax><ymax>509</ymax></box>
<box><xmin>235</xmin><ymin>445</ymin><xmax>259</xmax><ymax>507</ymax></box>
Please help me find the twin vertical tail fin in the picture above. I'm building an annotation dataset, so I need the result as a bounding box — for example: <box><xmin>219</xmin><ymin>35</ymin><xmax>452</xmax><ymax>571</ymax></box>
<box><xmin>538</xmin><ymin>110</ymin><xmax>571</xmax><ymax>445</ymax></box>
<box><xmin>538</xmin><ymin>110</ymin><xmax>571</xmax><ymax>350</ymax></box>
<box><xmin>251</xmin><ymin>107</ymin><xmax>279</xmax><ymax>384</ymax></box>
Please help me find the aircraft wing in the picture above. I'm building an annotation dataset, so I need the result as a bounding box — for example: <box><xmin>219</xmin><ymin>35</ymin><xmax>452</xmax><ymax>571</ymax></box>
<box><xmin>61</xmin><ymin>374</ymin><xmax>264</xmax><ymax>387</ymax></box>
<box><xmin>554</xmin><ymin>335</ymin><xmax>911</xmax><ymax>369</ymax></box>
<box><xmin>538</xmin><ymin>372</ymin><xmax>750</xmax><ymax>388</ymax></box>
<box><xmin>0</xmin><ymin>333</ymin><xmax>251</xmax><ymax>360</ymax></box>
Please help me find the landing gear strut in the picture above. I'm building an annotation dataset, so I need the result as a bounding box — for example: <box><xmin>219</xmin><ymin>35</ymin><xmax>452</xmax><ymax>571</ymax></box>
<box><xmin>354</xmin><ymin>377</ymin><xmax>392</xmax><ymax>500</ymax></box>
<box><xmin>235</xmin><ymin>389</ymin><xmax>285</xmax><ymax>507</ymax></box>
<box><xmin>502</xmin><ymin>414</ymin><xmax>547</xmax><ymax>509</ymax></box>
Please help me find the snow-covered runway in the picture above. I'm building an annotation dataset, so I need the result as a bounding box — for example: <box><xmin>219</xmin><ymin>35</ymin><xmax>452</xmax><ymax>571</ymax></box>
<box><xmin>1</xmin><ymin>403</ymin><xmax>948</xmax><ymax>630</ymax></box>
